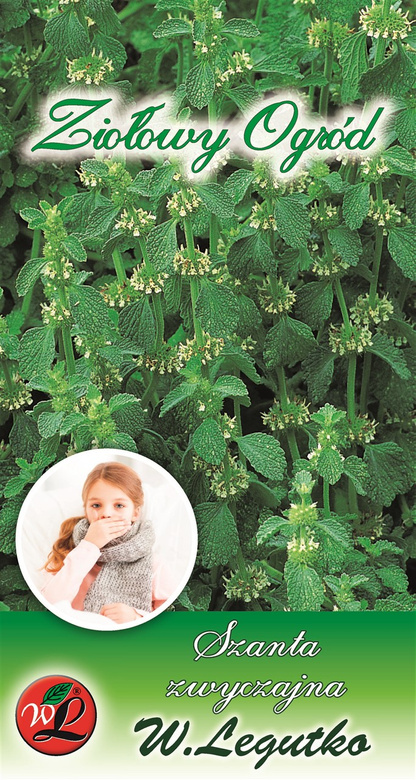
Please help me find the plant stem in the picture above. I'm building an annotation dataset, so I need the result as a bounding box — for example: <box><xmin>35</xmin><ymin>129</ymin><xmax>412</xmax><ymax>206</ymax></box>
<box><xmin>118</xmin><ymin>0</ymin><xmax>147</xmax><ymax>21</ymax></box>
<box><xmin>61</xmin><ymin>325</ymin><xmax>76</xmax><ymax>376</ymax></box>
<box><xmin>21</xmin><ymin>228</ymin><xmax>42</xmax><ymax>320</ymax></box>
<box><xmin>323</xmin><ymin>478</ymin><xmax>330</xmax><ymax>516</ymax></box>
<box><xmin>277</xmin><ymin>365</ymin><xmax>300</xmax><ymax>463</ymax></box>
<box><xmin>112</xmin><ymin>247</ymin><xmax>127</xmax><ymax>284</ymax></box>
<box><xmin>360</xmin><ymin>182</ymin><xmax>384</xmax><ymax>412</ymax></box>
<box><xmin>347</xmin><ymin>353</ymin><xmax>357</xmax><ymax>422</ymax></box>
<box><xmin>176</xmin><ymin>41</ymin><xmax>184</xmax><ymax>87</ymax></box>
<box><xmin>9</xmin><ymin>44</ymin><xmax>54</xmax><ymax>121</ymax></box>
<box><xmin>333</xmin><ymin>276</ymin><xmax>351</xmax><ymax>336</ymax></box>
<box><xmin>138</xmin><ymin>237</ymin><xmax>164</xmax><ymax>349</ymax></box>
<box><xmin>260</xmin><ymin>561</ymin><xmax>284</xmax><ymax>582</ymax></box>
<box><xmin>319</xmin><ymin>27</ymin><xmax>334</xmax><ymax>116</ymax></box>
<box><xmin>374</xmin><ymin>0</ymin><xmax>391</xmax><ymax>66</ymax></box>
<box><xmin>396</xmin><ymin>176</ymin><xmax>408</xmax><ymax>210</ymax></box>
<box><xmin>1</xmin><ymin>360</ymin><xmax>14</xmax><ymax>392</ymax></box>
<box><xmin>254</xmin><ymin>0</ymin><xmax>266</xmax><ymax>27</ymax></box>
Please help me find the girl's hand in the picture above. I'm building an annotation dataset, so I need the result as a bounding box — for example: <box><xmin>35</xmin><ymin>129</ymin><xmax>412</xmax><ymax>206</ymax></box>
<box><xmin>100</xmin><ymin>603</ymin><xmax>140</xmax><ymax>623</ymax></box>
<box><xmin>84</xmin><ymin>518</ymin><xmax>131</xmax><ymax>549</ymax></box>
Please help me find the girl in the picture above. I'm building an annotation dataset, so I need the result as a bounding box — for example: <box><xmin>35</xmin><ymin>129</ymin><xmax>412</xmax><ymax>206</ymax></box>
<box><xmin>41</xmin><ymin>462</ymin><xmax>154</xmax><ymax>624</ymax></box>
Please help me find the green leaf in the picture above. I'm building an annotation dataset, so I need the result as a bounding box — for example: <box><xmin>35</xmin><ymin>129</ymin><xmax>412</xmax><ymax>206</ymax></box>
<box><xmin>38</xmin><ymin>411</ymin><xmax>65</xmax><ymax>439</ymax></box>
<box><xmin>82</xmin><ymin>200</ymin><xmax>119</xmax><ymax>240</ymax></box>
<box><xmin>275</xmin><ymin>197</ymin><xmax>310</xmax><ymax>247</ymax></box>
<box><xmin>0</xmin><ymin>496</ymin><xmax>23</xmax><ymax>554</ymax></box>
<box><xmin>42</xmin><ymin>683</ymin><xmax>72</xmax><ymax>706</ymax></box>
<box><xmin>303</xmin><ymin>346</ymin><xmax>335</xmax><ymax>402</ymax></box>
<box><xmin>328</xmin><ymin>226</ymin><xmax>362</xmax><ymax>266</ymax></box>
<box><xmin>111</xmin><ymin>402</ymin><xmax>145</xmax><ymax>438</ymax></box>
<box><xmin>146</xmin><ymin>221</ymin><xmax>177</xmax><ymax>273</ymax></box>
<box><xmin>61</xmin><ymin>235</ymin><xmax>87</xmax><ymax>263</ymax></box>
<box><xmin>342</xmin><ymin>183</ymin><xmax>370</xmax><ymax>230</ymax></box>
<box><xmin>284</xmin><ymin>559</ymin><xmax>324</xmax><ymax>611</ymax></box>
<box><xmin>216</xmin><ymin>346</ymin><xmax>262</xmax><ymax>385</ymax></box>
<box><xmin>19</xmin><ymin>208</ymin><xmax>46</xmax><ymax>230</ymax></box>
<box><xmin>227</xmin><ymin>233</ymin><xmax>276</xmax><ymax>277</ymax></box>
<box><xmin>224</xmin><ymin>170</ymin><xmax>255</xmax><ymax>203</ymax></box>
<box><xmin>364</xmin><ymin>442</ymin><xmax>408</xmax><ymax>506</ymax></box>
<box><xmin>222</xmin><ymin>18</ymin><xmax>260</xmax><ymax>37</ymax></box>
<box><xmin>194</xmin><ymin>184</ymin><xmax>234</xmax><ymax>220</ymax></box>
<box><xmin>343</xmin><ymin>456</ymin><xmax>368</xmax><ymax>496</ymax></box>
<box><xmin>16</xmin><ymin>258</ymin><xmax>48</xmax><ymax>296</ymax></box>
<box><xmin>193</xmin><ymin>419</ymin><xmax>226</xmax><ymax>465</ymax></box>
<box><xmin>0</xmin><ymin>565</ymin><xmax>27</xmax><ymax>596</ymax></box>
<box><xmin>92</xmin><ymin>32</ymin><xmax>126</xmax><ymax>74</ymax></box>
<box><xmin>213</xmin><ymin>375</ymin><xmax>250</xmax><ymax>405</ymax></box>
<box><xmin>119</xmin><ymin>298</ymin><xmax>156</xmax><ymax>352</ymax></box>
<box><xmin>0</xmin><ymin>0</ymin><xmax>30</xmax><ymax>32</ymax></box>
<box><xmin>195</xmin><ymin>281</ymin><xmax>239</xmax><ymax>336</ymax></box>
<box><xmin>264</xmin><ymin>316</ymin><xmax>316</xmax><ymax>367</ymax></box>
<box><xmin>316</xmin><ymin>447</ymin><xmax>344</xmax><ymax>485</ymax></box>
<box><xmin>315</xmin><ymin>0</ymin><xmax>362</xmax><ymax>22</ymax></box>
<box><xmin>195</xmin><ymin>502</ymin><xmax>239</xmax><ymax>567</ymax></box>
<box><xmin>383</xmin><ymin>146</ymin><xmax>416</xmax><ymax>180</ymax></box>
<box><xmin>44</xmin><ymin>11</ymin><xmax>90</xmax><ymax>58</ymax></box>
<box><xmin>104</xmin><ymin>432</ymin><xmax>138</xmax><ymax>452</ymax></box>
<box><xmin>160</xmin><ymin>381</ymin><xmax>197</xmax><ymax>416</ymax></box>
<box><xmin>387</xmin><ymin>226</ymin><xmax>416</xmax><ymax>280</ymax></box>
<box><xmin>84</xmin><ymin>0</ymin><xmax>121</xmax><ymax>35</ymax></box>
<box><xmin>396</xmin><ymin>108</ymin><xmax>416</xmax><ymax>150</ymax></box>
<box><xmin>256</xmin><ymin>516</ymin><xmax>290</xmax><ymax>545</ymax></box>
<box><xmin>185</xmin><ymin>60</ymin><xmax>215</xmax><ymax>109</ymax></box>
<box><xmin>295</xmin><ymin>282</ymin><xmax>333</xmax><ymax>329</ymax></box>
<box><xmin>9</xmin><ymin>413</ymin><xmax>41</xmax><ymax>461</ymax></box>
<box><xmin>236</xmin><ymin>433</ymin><xmax>286</xmax><ymax>480</ymax></box>
<box><xmin>69</xmin><ymin>284</ymin><xmax>112</xmax><ymax>336</ymax></box>
<box><xmin>359</xmin><ymin>43</ymin><xmax>416</xmax><ymax>99</ymax></box>
<box><xmin>339</xmin><ymin>32</ymin><xmax>368</xmax><ymax>103</ymax></box>
<box><xmin>18</xmin><ymin>327</ymin><xmax>55</xmax><ymax>380</ymax></box>
<box><xmin>375</xmin><ymin>593</ymin><xmax>416</xmax><ymax>611</ymax></box>
<box><xmin>368</xmin><ymin>333</ymin><xmax>411</xmax><ymax>379</ymax></box>
<box><xmin>153</xmin><ymin>18</ymin><xmax>191</xmax><ymax>37</ymax></box>
<box><xmin>378</xmin><ymin>565</ymin><xmax>408</xmax><ymax>593</ymax></box>
<box><xmin>225</xmin><ymin>85</ymin><xmax>258</xmax><ymax>112</ymax></box>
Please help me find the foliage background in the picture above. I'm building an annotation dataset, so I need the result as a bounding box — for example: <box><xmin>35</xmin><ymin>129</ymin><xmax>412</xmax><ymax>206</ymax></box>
<box><xmin>0</xmin><ymin>0</ymin><xmax>416</xmax><ymax>613</ymax></box>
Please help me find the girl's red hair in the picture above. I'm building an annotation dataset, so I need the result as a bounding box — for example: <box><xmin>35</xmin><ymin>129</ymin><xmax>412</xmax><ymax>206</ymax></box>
<box><xmin>44</xmin><ymin>462</ymin><xmax>144</xmax><ymax>572</ymax></box>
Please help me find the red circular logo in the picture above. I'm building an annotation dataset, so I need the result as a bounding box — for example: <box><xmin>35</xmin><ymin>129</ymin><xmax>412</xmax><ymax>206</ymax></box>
<box><xmin>16</xmin><ymin>675</ymin><xmax>96</xmax><ymax>756</ymax></box>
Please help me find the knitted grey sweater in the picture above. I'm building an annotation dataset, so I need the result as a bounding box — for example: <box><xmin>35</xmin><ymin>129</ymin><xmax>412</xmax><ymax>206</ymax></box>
<box><xmin>72</xmin><ymin>517</ymin><xmax>154</xmax><ymax>613</ymax></box>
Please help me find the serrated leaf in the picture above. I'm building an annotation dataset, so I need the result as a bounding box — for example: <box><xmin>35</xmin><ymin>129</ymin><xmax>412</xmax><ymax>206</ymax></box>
<box><xmin>264</xmin><ymin>316</ymin><xmax>316</xmax><ymax>367</ymax></box>
<box><xmin>9</xmin><ymin>413</ymin><xmax>41</xmax><ymax>461</ymax></box>
<box><xmin>378</xmin><ymin>565</ymin><xmax>408</xmax><ymax>593</ymax></box>
<box><xmin>285</xmin><ymin>559</ymin><xmax>324</xmax><ymax>611</ymax></box>
<box><xmin>84</xmin><ymin>0</ymin><xmax>121</xmax><ymax>35</ymax></box>
<box><xmin>193</xmin><ymin>418</ymin><xmax>226</xmax><ymax>465</ymax></box>
<box><xmin>387</xmin><ymin>226</ymin><xmax>416</xmax><ymax>280</ymax></box>
<box><xmin>195</xmin><ymin>281</ymin><xmax>239</xmax><ymax>336</ymax></box>
<box><xmin>256</xmin><ymin>516</ymin><xmax>290</xmax><ymax>545</ymax></box>
<box><xmin>339</xmin><ymin>31</ymin><xmax>368</xmax><ymax>103</ymax></box>
<box><xmin>185</xmin><ymin>60</ymin><xmax>215</xmax><ymax>109</ymax></box>
<box><xmin>18</xmin><ymin>327</ymin><xmax>55</xmax><ymax>380</ymax></box>
<box><xmin>82</xmin><ymin>200</ymin><xmax>119</xmax><ymax>240</ymax></box>
<box><xmin>342</xmin><ymin>183</ymin><xmax>370</xmax><ymax>230</ymax></box>
<box><xmin>222</xmin><ymin>18</ymin><xmax>260</xmax><ymax>37</ymax></box>
<box><xmin>383</xmin><ymin>146</ymin><xmax>416</xmax><ymax>180</ymax></box>
<box><xmin>16</xmin><ymin>258</ymin><xmax>48</xmax><ymax>296</ymax></box>
<box><xmin>69</xmin><ymin>284</ymin><xmax>112</xmax><ymax>336</ymax></box>
<box><xmin>0</xmin><ymin>565</ymin><xmax>27</xmax><ymax>596</ymax></box>
<box><xmin>0</xmin><ymin>496</ymin><xmax>23</xmax><ymax>554</ymax></box>
<box><xmin>225</xmin><ymin>84</ymin><xmax>258</xmax><ymax>112</ymax></box>
<box><xmin>364</xmin><ymin>442</ymin><xmax>408</xmax><ymax>506</ymax></box>
<box><xmin>213</xmin><ymin>375</ymin><xmax>250</xmax><ymax>405</ymax></box>
<box><xmin>44</xmin><ymin>11</ymin><xmax>90</xmax><ymax>58</ymax></box>
<box><xmin>328</xmin><ymin>226</ymin><xmax>362</xmax><ymax>266</ymax></box>
<box><xmin>368</xmin><ymin>333</ymin><xmax>411</xmax><ymax>379</ymax></box>
<box><xmin>177</xmin><ymin>581</ymin><xmax>212</xmax><ymax>611</ymax></box>
<box><xmin>19</xmin><ymin>208</ymin><xmax>46</xmax><ymax>229</ymax></box>
<box><xmin>160</xmin><ymin>381</ymin><xmax>197</xmax><ymax>416</ymax></box>
<box><xmin>295</xmin><ymin>282</ymin><xmax>333</xmax><ymax>329</ymax></box>
<box><xmin>216</xmin><ymin>346</ymin><xmax>261</xmax><ymax>384</ymax></box>
<box><xmin>275</xmin><ymin>197</ymin><xmax>310</xmax><ymax>247</ymax></box>
<box><xmin>61</xmin><ymin>235</ymin><xmax>87</xmax><ymax>263</ymax></box>
<box><xmin>92</xmin><ymin>32</ymin><xmax>127</xmax><ymax>73</ymax></box>
<box><xmin>359</xmin><ymin>43</ymin><xmax>416</xmax><ymax>99</ymax></box>
<box><xmin>316</xmin><ymin>448</ymin><xmax>344</xmax><ymax>485</ymax></box>
<box><xmin>236</xmin><ymin>433</ymin><xmax>286</xmax><ymax>480</ymax></box>
<box><xmin>396</xmin><ymin>108</ymin><xmax>416</xmax><ymax>150</ymax></box>
<box><xmin>194</xmin><ymin>184</ymin><xmax>234</xmax><ymax>220</ymax></box>
<box><xmin>303</xmin><ymin>346</ymin><xmax>335</xmax><ymax>402</ymax></box>
<box><xmin>104</xmin><ymin>432</ymin><xmax>138</xmax><ymax>452</ymax></box>
<box><xmin>195</xmin><ymin>502</ymin><xmax>239</xmax><ymax>567</ymax></box>
<box><xmin>316</xmin><ymin>0</ymin><xmax>362</xmax><ymax>22</ymax></box>
<box><xmin>153</xmin><ymin>18</ymin><xmax>190</xmax><ymax>37</ymax></box>
<box><xmin>227</xmin><ymin>233</ymin><xmax>276</xmax><ymax>277</ymax></box>
<box><xmin>119</xmin><ymin>298</ymin><xmax>156</xmax><ymax>352</ymax></box>
<box><xmin>224</xmin><ymin>169</ymin><xmax>255</xmax><ymax>203</ymax></box>
<box><xmin>38</xmin><ymin>411</ymin><xmax>65</xmax><ymax>439</ymax></box>
<box><xmin>375</xmin><ymin>593</ymin><xmax>416</xmax><ymax>611</ymax></box>
<box><xmin>343</xmin><ymin>456</ymin><xmax>368</xmax><ymax>496</ymax></box>
<box><xmin>146</xmin><ymin>220</ymin><xmax>177</xmax><ymax>273</ymax></box>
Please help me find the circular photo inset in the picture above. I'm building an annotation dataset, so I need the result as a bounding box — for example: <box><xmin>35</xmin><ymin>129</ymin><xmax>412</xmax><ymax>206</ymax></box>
<box><xmin>16</xmin><ymin>449</ymin><xmax>197</xmax><ymax>631</ymax></box>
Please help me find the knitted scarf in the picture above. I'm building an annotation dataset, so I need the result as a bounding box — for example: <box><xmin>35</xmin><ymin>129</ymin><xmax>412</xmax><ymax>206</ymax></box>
<box><xmin>72</xmin><ymin>517</ymin><xmax>154</xmax><ymax>613</ymax></box>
